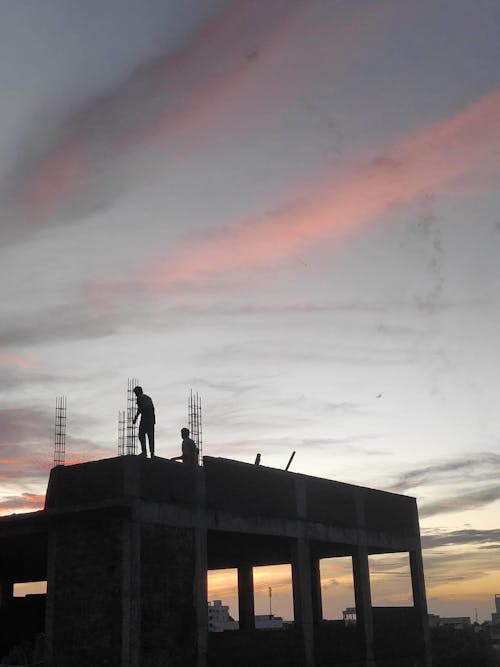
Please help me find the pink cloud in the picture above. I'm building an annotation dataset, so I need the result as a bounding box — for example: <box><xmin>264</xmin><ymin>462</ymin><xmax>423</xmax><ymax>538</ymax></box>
<box><xmin>0</xmin><ymin>492</ymin><xmax>45</xmax><ymax>516</ymax></box>
<box><xmin>16</xmin><ymin>1</ymin><xmax>376</xmax><ymax>222</ymax></box>
<box><xmin>0</xmin><ymin>457</ymin><xmax>51</xmax><ymax>483</ymax></box>
<box><xmin>93</xmin><ymin>88</ymin><xmax>500</xmax><ymax>297</ymax></box>
<box><xmin>0</xmin><ymin>353</ymin><xmax>37</xmax><ymax>369</ymax></box>
<box><xmin>18</xmin><ymin>0</ymin><xmax>306</xmax><ymax>219</ymax></box>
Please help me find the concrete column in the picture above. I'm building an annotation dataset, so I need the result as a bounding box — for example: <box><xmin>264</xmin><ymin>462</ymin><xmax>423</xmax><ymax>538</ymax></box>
<box><xmin>237</xmin><ymin>565</ymin><xmax>255</xmax><ymax>631</ymax></box>
<box><xmin>0</xmin><ymin>580</ymin><xmax>13</xmax><ymax>610</ymax></box>
<box><xmin>352</xmin><ymin>547</ymin><xmax>375</xmax><ymax>666</ymax></box>
<box><xmin>310</xmin><ymin>557</ymin><xmax>323</xmax><ymax>625</ymax></box>
<box><xmin>121</xmin><ymin>509</ymin><xmax>141</xmax><ymax>667</ymax></box>
<box><xmin>292</xmin><ymin>538</ymin><xmax>315</xmax><ymax>667</ymax></box>
<box><xmin>410</xmin><ymin>548</ymin><xmax>431</xmax><ymax>667</ymax></box>
<box><xmin>194</xmin><ymin>467</ymin><xmax>208</xmax><ymax>667</ymax></box>
<box><xmin>45</xmin><ymin>512</ymin><xmax>128</xmax><ymax>667</ymax></box>
<box><xmin>44</xmin><ymin>523</ymin><xmax>57</xmax><ymax>667</ymax></box>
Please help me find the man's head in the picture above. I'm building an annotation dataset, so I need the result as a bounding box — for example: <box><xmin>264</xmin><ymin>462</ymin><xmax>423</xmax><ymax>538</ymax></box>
<box><xmin>133</xmin><ymin>386</ymin><xmax>143</xmax><ymax>396</ymax></box>
<box><xmin>181</xmin><ymin>427</ymin><xmax>189</xmax><ymax>438</ymax></box>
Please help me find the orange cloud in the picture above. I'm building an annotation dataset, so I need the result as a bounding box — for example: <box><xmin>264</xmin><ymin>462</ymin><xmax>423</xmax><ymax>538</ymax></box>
<box><xmin>95</xmin><ymin>88</ymin><xmax>500</xmax><ymax>298</ymax></box>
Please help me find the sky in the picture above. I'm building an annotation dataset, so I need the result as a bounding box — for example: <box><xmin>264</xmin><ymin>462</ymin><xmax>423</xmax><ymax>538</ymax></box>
<box><xmin>1</xmin><ymin>0</ymin><xmax>499</xmax><ymax>623</ymax></box>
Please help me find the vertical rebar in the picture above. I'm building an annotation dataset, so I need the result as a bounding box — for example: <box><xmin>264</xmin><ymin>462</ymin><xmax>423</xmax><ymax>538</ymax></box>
<box><xmin>54</xmin><ymin>396</ymin><xmax>67</xmax><ymax>467</ymax></box>
<box><xmin>188</xmin><ymin>390</ymin><xmax>203</xmax><ymax>465</ymax></box>
<box><xmin>118</xmin><ymin>410</ymin><xmax>126</xmax><ymax>456</ymax></box>
<box><xmin>126</xmin><ymin>378</ymin><xmax>138</xmax><ymax>455</ymax></box>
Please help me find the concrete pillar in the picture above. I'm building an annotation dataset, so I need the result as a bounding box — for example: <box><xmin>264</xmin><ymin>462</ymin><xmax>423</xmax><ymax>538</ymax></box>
<box><xmin>352</xmin><ymin>547</ymin><xmax>375</xmax><ymax>666</ymax></box>
<box><xmin>410</xmin><ymin>548</ymin><xmax>431</xmax><ymax>667</ymax></box>
<box><xmin>310</xmin><ymin>557</ymin><xmax>323</xmax><ymax>625</ymax></box>
<box><xmin>0</xmin><ymin>580</ymin><xmax>13</xmax><ymax>610</ymax></box>
<box><xmin>45</xmin><ymin>512</ymin><xmax>128</xmax><ymax>667</ymax></box>
<box><xmin>194</xmin><ymin>467</ymin><xmax>208</xmax><ymax>667</ymax></box>
<box><xmin>121</xmin><ymin>509</ymin><xmax>141</xmax><ymax>667</ymax></box>
<box><xmin>292</xmin><ymin>538</ymin><xmax>315</xmax><ymax>667</ymax></box>
<box><xmin>237</xmin><ymin>565</ymin><xmax>255</xmax><ymax>631</ymax></box>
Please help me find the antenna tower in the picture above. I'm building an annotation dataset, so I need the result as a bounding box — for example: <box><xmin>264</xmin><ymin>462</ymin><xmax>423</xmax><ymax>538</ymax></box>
<box><xmin>117</xmin><ymin>410</ymin><xmax>126</xmax><ymax>456</ymax></box>
<box><xmin>126</xmin><ymin>378</ymin><xmax>139</xmax><ymax>455</ymax></box>
<box><xmin>54</xmin><ymin>396</ymin><xmax>67</xmax><ymax>467</ymax></box>
<box><xmin>188</xmin><ymin>390</ymin><xmax>203</xmax><ymax>464</ymax></box>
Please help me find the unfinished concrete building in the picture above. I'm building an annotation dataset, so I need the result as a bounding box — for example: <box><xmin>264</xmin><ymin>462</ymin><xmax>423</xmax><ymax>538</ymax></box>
<box><xmin>0</xmin><ymin>456</ymin><xmax>430</xmax><ymax>666</ymax></box>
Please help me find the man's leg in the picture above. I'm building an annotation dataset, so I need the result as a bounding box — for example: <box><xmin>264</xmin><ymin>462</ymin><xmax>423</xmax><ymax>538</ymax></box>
<box><xmin>138</xmin><ymin>426</ymin><xmax>147</xmax><ymax>456</ymax></box>
<box><xmin>148</xmin><ymin>427</ymin><xmax>155</xmax><ymax>458</ymax></box>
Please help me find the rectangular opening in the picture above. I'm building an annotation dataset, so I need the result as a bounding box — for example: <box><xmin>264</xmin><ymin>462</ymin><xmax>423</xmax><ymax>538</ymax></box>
<box><xmin>368</xmin><ymin>553</ymin><xmax>412</xmax><ymax>607</ymax></box>
<box><xmin>253</xmin><ymin>563</ymin><xmax>293</xmax><ymax>627</ymax></box>
<box><xmin>13</xmin><ymin>581</ymin><xmax>47</xmax><ymax>597</ymax></box>
<box><xmin>207</xmin><ymin>568</ymin><xmax>238</xmax><ymax>631</ymax></box>
<box><xmin>319</xmin><ymin>557</ymin><xmax>355</xmax><ymax>621</ymax></box>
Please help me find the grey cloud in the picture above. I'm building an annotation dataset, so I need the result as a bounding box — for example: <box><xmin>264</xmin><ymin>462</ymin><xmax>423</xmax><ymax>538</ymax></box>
<box><xmin>300</xmin><ymin>436</ymin><xmax>388</xmax><ymax>456</ymax></box>
<box><xmin>0</xmin><ymin>406</ymin><xmax>108</xmax><ymax>451</ymax></box>
<box><xmin>388</xmin><ymin>453</ymin><xmax>500</xmax><ymax>493</ymax></box>
<box><xmin>187</xmin><ymin>377</ymin><xmax>263</xmax><ymax>396</ymax></box>
<box><xmin>422</xmin><ymin>545</ymin><xmax>500</xmax><ymax>587</ymax></box>
<box><xmin>0</xmin><ymin>407</ymin><xmax>54</xmax><ymax>448</ymax></box>
<box><xmin>0</xmin><ymin>368</ymin><xmax>64</xmax><ymax>392</ymax></box>
<box><xmin>206</xmin><ymin>433</ymin><xmax>386</xmax><ymax>460</ymax></box>
<box><xmin>419</xmin><ymin>484</ymin><xmax>500</xmax><ymax>518</ymax></box>
<box><xmin>479</xmin><ymin>544</ymin><xmax>500</xmax><ymax>550</ymax></box>
<box><xmin>421</xmin><ymin>528</ymin><xmax>500</xmax><ymax>549</ymax></box>
<box><xmin>0</xmin><ymin>305</ymin><xmax>118</xmax><ymax>348</ymax></box>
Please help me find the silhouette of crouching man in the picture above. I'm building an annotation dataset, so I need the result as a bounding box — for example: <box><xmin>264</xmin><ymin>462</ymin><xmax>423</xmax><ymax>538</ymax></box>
<box><xmin>171</xmin><ymin>428</ymin><xmax>199</xmax><ymax>467</ymax></box>
<box><xmin>133</xmin><ymin>386</ymin><xmax>155</xmax><ymax>458</ymax></box>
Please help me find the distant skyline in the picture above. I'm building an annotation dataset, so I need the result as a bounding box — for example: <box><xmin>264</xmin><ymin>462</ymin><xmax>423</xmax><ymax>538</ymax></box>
<box><xmin>1</xmin><ymin>0</ymin><xmax>499</xmax><ymax>622</ymax></box>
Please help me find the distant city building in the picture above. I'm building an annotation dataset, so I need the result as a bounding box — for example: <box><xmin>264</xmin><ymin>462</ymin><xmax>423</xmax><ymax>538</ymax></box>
<box><xmin>492</xmin><ymin>593</ymin><xmax>500</xmax><ymax>625</ymax></box>
<box><xmin>255</xmin><ymin>614</ymin><xmax>284</xmax><ymax>629</ymax></box>
<box><xmin>428</xmin><ymin>614</ymin><xmax>440</xmax><ymax>629</ymax></box>
<box><xmin>342</xmin><ymin>607</ymin><xmax>357</xmax><ymax>626</ymax></box>
<box><xmin>207</xmin><ymin>601</ymin><xmax>284</xmax><ymax>631</ymax></box>
<box><xmin>208</xmin><ymin>600</ymin><xmax>238</xmax><ymax>632</ymax></box>
<box><xmin>428</xmin><ymin>614</ymin><xmax>473</xmax><ymax>630</ymax></box>
<box><xmin>438</xmin><ymin>617</ymin><xmax>471</xmax><ymax>630</ymax></box>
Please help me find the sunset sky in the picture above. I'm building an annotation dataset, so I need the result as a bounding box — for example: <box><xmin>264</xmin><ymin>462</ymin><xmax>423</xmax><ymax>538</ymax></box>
<box><xmin>1</xmin><ymin>0</ymin><xmax>499</xmax><ymax>622</ymax></box>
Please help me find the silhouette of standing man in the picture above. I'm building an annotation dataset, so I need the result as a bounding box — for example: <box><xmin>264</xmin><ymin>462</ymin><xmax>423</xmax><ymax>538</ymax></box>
<box><xmin>133</xmin><ymin>386</ymin><xmax>155</xmax><ymax>458</ymax></box>
<box><xmin>172</xmin><ymin>428</ymin><xmax>199</xmax><ymax>467</ymax></box>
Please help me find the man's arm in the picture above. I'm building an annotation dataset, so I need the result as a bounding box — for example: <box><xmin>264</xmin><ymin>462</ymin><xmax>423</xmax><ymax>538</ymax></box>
<box><xmin>133</xmin><ymin>408</ymin><xmax>140</xmax><ymax>424</ymax></box>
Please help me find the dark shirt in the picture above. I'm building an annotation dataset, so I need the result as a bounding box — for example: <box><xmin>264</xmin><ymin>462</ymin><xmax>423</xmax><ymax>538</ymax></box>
<box><xmin>136</xmin><ymin>394</ymin><xmax>155</xmax><ymax>425</ymax></box>
<box><xmin>182</xmin><ymin>437</ymin><xmax>199</xmax><ymax>466</ymax></box>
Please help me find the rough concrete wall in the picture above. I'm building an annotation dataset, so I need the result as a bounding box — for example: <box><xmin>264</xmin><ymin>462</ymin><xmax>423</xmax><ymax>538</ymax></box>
<box><xmin>49</xmin><ymin>513</ymin><xmax>123</xmax><ymax>666</ymax></box>
<box><xmin>364</xmin><ymin>494</ymin><xmax>416</xmax><ymax>536</ymax></box>
<box><xmin>306</xmin><ymin>479</ymin><xmax>358</xmax><ymax>528</ymax></box>
<box><xmin>138</xmin><ymin>459</ymin><xmax>197</xmax><ymax>506</ymax></box>
<box><xmin>140</xmin><ymin>524</ymin><xmax>197</xmax><ymax>667</ymax></box>
<box><xmin>208</xmin><ymin>629</ymin><xmax>302</xmax><ymax>667</ymax></box>
<box><xmin>204</xmin><ymin>458</ymin><xmax>296</xmax><ymax>519</ymax></box>
<box><xmin>45</xmin><ymin>459</ymin><xmax>125</xmax><ymax>508</ymax></box>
